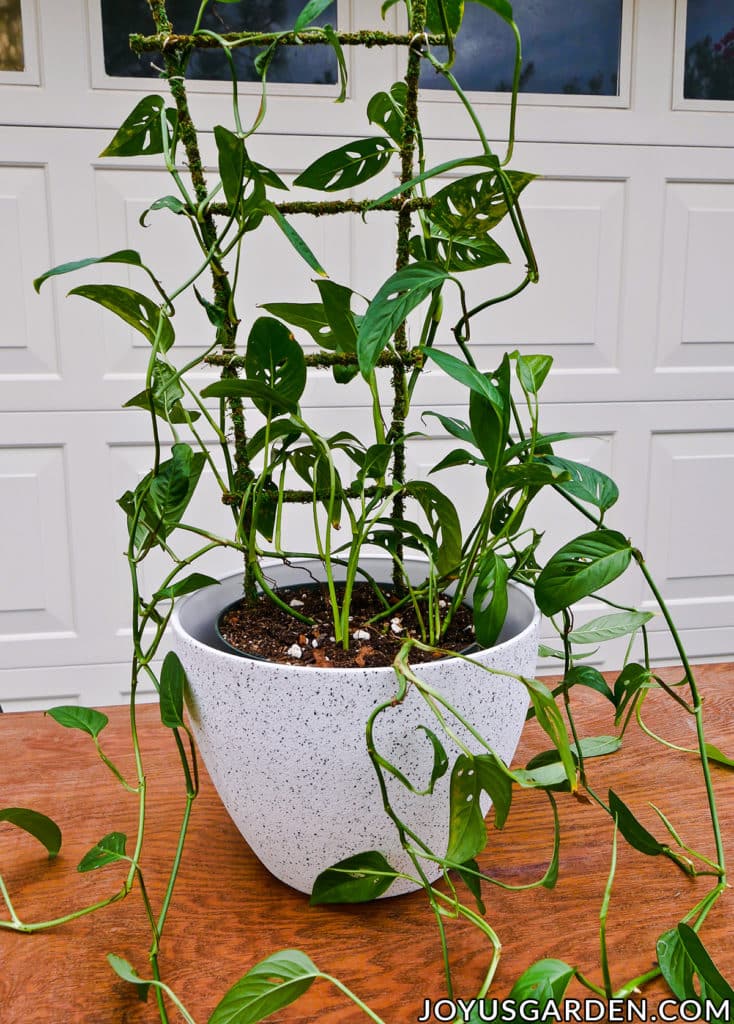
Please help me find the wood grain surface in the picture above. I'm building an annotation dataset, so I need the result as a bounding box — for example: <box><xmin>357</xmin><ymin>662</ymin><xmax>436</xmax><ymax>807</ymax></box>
<box><xmin>1</xmin><ymin>664</ymin><xmax>732</xmax><ymax>1024</ymax></box>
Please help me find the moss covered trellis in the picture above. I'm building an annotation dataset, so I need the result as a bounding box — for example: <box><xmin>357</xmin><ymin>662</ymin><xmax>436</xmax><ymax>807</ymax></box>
<box><xmin>129</xmin><ymin>1</ymin><xmax>447</xmax><ymax>598</ymax></box>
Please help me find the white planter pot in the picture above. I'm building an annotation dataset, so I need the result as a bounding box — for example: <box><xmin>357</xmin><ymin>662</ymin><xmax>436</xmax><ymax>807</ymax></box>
<box><xmin>171</xmin><ymin>558</ymin><xmax>539</xmax><ymax>897</ymax></box>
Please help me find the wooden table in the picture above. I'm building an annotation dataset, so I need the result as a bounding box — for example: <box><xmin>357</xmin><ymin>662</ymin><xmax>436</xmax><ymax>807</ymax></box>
<box><xmin>1</xmin><ymin>665</ymin><xmax>732</xmax><ymax>1024</ymax></box>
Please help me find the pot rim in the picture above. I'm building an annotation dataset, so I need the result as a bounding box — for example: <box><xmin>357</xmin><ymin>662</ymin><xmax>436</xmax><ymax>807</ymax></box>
<box><xmin>170</xmin><ymin>558</ymin><xmax>540</xmax><ymax>675</ymax></box>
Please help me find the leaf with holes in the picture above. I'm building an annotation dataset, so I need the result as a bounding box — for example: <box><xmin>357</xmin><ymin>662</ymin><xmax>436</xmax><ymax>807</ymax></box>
<box><xmin>100</xmin><ymin>95</ymin><xmax>177</xmax><ymax>158</ymax></box>
<box><xmin>294</xmin><ymin>137</ymin><xmax>395</xmax><ymax>192</ymax></box>
<box><xmin>446</xmin><ymin>755</ymin><xmax>486</xmax><ymax>864</ymax></box>
<box><xmin>540</xmin><ymin>455</ymin><xmax>619</xmax><ymax>512</ymax></box>
<box><xmin>367</xmin><ymin>82</ymin><xmax>408</xmax><ymax>144</ymax></box>
<box><xmin>69</xmin><ymin>285</ymin><xmax>175</xmax><ymax>352</ymax></box>
<box><xmin>535</xmin><ymin>530</ymin><xmax>633</xmax><ymax>616</ymax></box>
<box><xmin>674</xmin><ymin>924</ymin><xmax>734</xmax><ymax>1005</ymax></box>
<box><xmin>430</xmin><ymin>170</ymin><xmax>535</xmax><ymax>240</ymax></box>
<box><xmin>244</xmin><ymin>317</ymin><xmax>306</xmax><ymax>418</ymax></box>
<box><xmin>310</xmin><ymin>852</ymin><xmax>399</xmax><ymax>904</ymax></box>
<box><xmin>358</xmin><ymin>263</ymin><xmax>450</xmax><ymax>376</ymax></box>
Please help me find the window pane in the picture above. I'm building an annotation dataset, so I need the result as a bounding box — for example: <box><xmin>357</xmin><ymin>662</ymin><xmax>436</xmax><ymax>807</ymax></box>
<box><xmin>421</xmin><ymin>0</ymin><xmax>622</xmax><ymax>96</ymax></box>
<box><xmin>684</xmin><ymin>0</ymin><xmax>734</xmax><ymax>100</ymax></box>
<box><xmin>101</xmin><ymin>0</ymin><xmax>337</xmax><ymax>84</ymax></box>
<box><xmin>0</xmin><ymin>0</ymin><xmax>24</xmax><ymax>72</ymax></box>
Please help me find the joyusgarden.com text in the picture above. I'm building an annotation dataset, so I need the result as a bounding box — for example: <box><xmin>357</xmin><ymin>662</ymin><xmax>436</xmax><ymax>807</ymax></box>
<box><xmin>416</xmin><ymin>997</ymin><xmax>731</xmax><ymax>1022</ymax></box>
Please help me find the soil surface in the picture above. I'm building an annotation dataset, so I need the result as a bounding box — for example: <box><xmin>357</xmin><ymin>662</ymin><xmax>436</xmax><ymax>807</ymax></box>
<box><xmin>217</xmin><ymin>582</ymin><xmax>476</xmax><ymax>668</ymax></box>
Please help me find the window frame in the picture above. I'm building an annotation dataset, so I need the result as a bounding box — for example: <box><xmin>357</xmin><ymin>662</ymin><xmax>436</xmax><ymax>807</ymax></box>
<box><xmin>672</xmin><ymin>0</ymin><xmax>734</xmax><ymax>111</ymax></box>
<box><xmin>418</xmin><ymin>0</ymin><xmax>634</xmax><ymax>110</ymax></box>
<box><xmin>86</xmin><ymin>0</ymin><xmax>350</xmax><ymax>100</ymax></box>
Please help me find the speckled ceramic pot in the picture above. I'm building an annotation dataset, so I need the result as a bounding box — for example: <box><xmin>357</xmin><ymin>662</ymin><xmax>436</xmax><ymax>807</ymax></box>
<box><xmin>171</xmin><ymin>558</ymin><xmax>539</xmax><ymax>897</ymax></box>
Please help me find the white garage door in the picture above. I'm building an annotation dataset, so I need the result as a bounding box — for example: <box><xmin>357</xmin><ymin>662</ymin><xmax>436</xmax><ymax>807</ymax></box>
<box><xmin>1</xmin><ymin>0</ymin><xmax>732</xmax><ymax>709</ymax></box>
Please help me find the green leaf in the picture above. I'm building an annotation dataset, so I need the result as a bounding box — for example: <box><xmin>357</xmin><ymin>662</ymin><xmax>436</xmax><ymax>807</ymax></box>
<box><xmin>535</xmin><ymin>529</ymin><xmax>633</xmax><ymax>616</ymax></box>
<box><xmin>417</xmin><ymin>725</ymin><xmax>449</xmax><ymax>794</ymax></box>
<box><xmin>429</xmin><ymin>448</ymin><xmax>480</xmax><ymax>474</ymax></box>
<box><xmin>470</xmin><ymin>0</ymin><xmax>514</xmax><ymax>27</ymax></box>
<box><xmin>426</xmin><ymin>0</ymin><xmax>465</xmax><ymax>33</ymax></box>
<box><xmin>418</xmin><ymin>229</ymin><xmax>509</xmax><ymax>273</ymax></box>
<box><xmin>149</xmin><ymin>444</ymin><xmax>203</xmax><ymax>529</ymax></box>
<box><xmin>77</xmin><ymin>831</ymin><xmax>128</xmax><ymax>872</ymax></box>
<box><xmin>367</xmin><ymin>82</ymin><xmax>407</xmax><ymax>144</ymax></box>
<box><xmin>423</xmin><ymin>348</ymin><xmax>503</xmax><ymax>407</ymax></box>
<box><xmin>705</xmin><ymin>743</ymin><xmax>734</xmax><ymax>769</ymax></box>
<box><xmin>33</xmin><ymin>250</ymin><xmax>144</xmax><ymax>293</ymax></box>
<box><xmin>608</xmin><ymin>790</ymin><xmax>665</xmax><ymax>857</ymax></box>
<box><xmin>201</xmin><ymin>378</ymin><xmax>298</xmax><ymax>415</ymax></box>
<box><xmin>154</xmin><ymin>573</ymin><xmax>220</xmax><ymax>601</ymax></box>
<box><xmin>446</xmin><ymin>755</ymin><xmax>487</xmax><ymax>863</ymax></box>
<box><xmin>475</xmin><ymin>752</ymin><xmax>513</xmax><ymax>828</ymax></box>
<box><xmin>676</xmin><ymin>923</ymin><xmax>734</xmax><ymax>1004</ymax></box>
<box><xmin>568</xmin><ymin>611</ymin><xmax>654</xmax><ymax>645</ymax></box>
<box><xmin>260</xmin><ymin>301</ymin><xmax>332</xmax><ymax>347</ymax></box>
<box><xmin>214</xmin><ymin>125</ymin><xmax>246</xmax><ymax>211</ymax></box>
<box><xmin>267</xmin><ymin>204</ymin><xmax>327</xmax><ymax>277</ymax></box>
<box><xmin>100</xmin><ymin>95</ymin><xmax>177</xmax><ymax>158</ymax></box>
<box><xmin>315</xmin><ymin>279</ymin><xmax>359</xmax><ymax>353</ymax></box>
<box><xmin>244</xmin><ymin>317</ymin><xmax>307</xmax><ymax>418</ymax></box>
<box><xmin>508</xmin><ymin>959</ymin><xmax>576</xmax><ymax>1007</ymax></box>
<box><xmin>367</xmin><ymin>153</ymin><xmax>499</xmax><ymax>210</ymax></box>
<box><xmin>293</xmin><ymin>0</ymin><xmax>335</xmax><ymax>31</ymax></box>
<box><xmin>0</xmin><ymin>808</ymin><xmax>62</xmax><ymax>858</ymax></box>
<box><xmin>430</xmin><ymin>170</ymin><xmax>534</xmax><ymax>239</ymax></box>
<box><xmin>124</xmin><ymin>359</ymin><xmax>199</xmax><ymax>425</ymax></box>
<box><xmin>46</xmin><ymin>706</ymin><xmax>109</xmax><ymax>739</ymax></box>
<box><xmin>471</xmin><ymin>355</ymin><xmax>511</xmax><ymax>476</ymax></box>
<box><xmin>657</xmin><ymin>927</ymin><xmax>695</xmax><ymax>1001</ymax></box>
<box><xmin>473</xmin><ymin>550</ymin><xmax>508</xmax><ymax>648</ymax></box>
<box><xmin>563</xmin><ymin>665</ymin><xmax>616</xmax><ymax>704</ymax></box>
<box><xmin>140</xmin><ymin>195</ymin><xmax>187</xmax><ymax>227</ymax></box>
<box><xmin>107</xmin><ymin>954</ymin><xmax>150</xmax><ymax>1002</ymax></box>
<box><xmin>357</xmin><ymin>262</ymin><xmax>450</xmax><ymax>376</ymax></box>
<box><xmin>310</xmin><ymin>851</ymin><xmax>399</xmax><ymax>904</ymax></box>
<box><xmin>613</xmin><ymin>663</ymin><xmax>652</xmax><ymax>723</ymax></box>
<box><xmin>524</xmin><ymin>678</ymin><xmax>576</xmax><ymax>788</ymax></box>
<box><xmin>456</xmin><ymin>858</ymin><xmax>486</xmax><ymax>915</ymax></box>
<box><xmin>406</xmin><ymin>480</ymin><xmax>462</xmax><ymax>574</ymax></box>
<box><xmin>160</xmin><ymin>651</ymin><xmax>186</xmax><ymax>729</ymax></box>
<box><xmin>422</xmin><ymin>410</ymin><xmax>476</xmax><ymax>446</ymax></box>
<box><xmin>541</xmin><ymin>455</ymin><xmax>619</xmax><ymax>512</ymax></box>
<box><xmin>294</xmin><ymin>137</ymin><xmax>395</xmax><ymax>192</ymax></box>
<box><xmin>515</xmin><ymin>353</ymin><xmax>553</xmax><ymax>394</ymax></box>
<box><xmin>69</xmin><ymin>284</ymin><xmax>175</xmax><ymax>352</ymax></box>
<box><xmin>209</xmin><ymin>950</ymin><xmax>320</xmax><ymax>1024</ymax></box>
<box><xmin>322</xmin><ymin>24</ymin><xmax>348</xmax><ymax>102</ymax></box>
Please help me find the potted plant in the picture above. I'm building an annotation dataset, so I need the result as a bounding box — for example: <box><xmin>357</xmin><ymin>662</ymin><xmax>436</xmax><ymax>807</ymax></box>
<box><xmin>3</xmin><ymin>0</ymin><xmax>731</xmax><ymax>1020</ymax></box>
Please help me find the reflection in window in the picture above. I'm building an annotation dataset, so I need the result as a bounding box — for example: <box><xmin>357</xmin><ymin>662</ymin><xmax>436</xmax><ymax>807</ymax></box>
<box><xmin>101</xmin><ymin>0</ymin><xmax>337</xmax><ymax>84</ymax></box>
<box><xmin>0</xmin><ymin>0</ymin><xmax>24</xmax><ymax>72</ymax></box>
<box><xmin>421</xmin><ymin>0</ymin><xmax>622</xmax><ymax>96</ymax></box>
<box><xmin>684</xmin><ymin>0</ymin><xmax>734</xmax><ymax>100</ymax></box>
